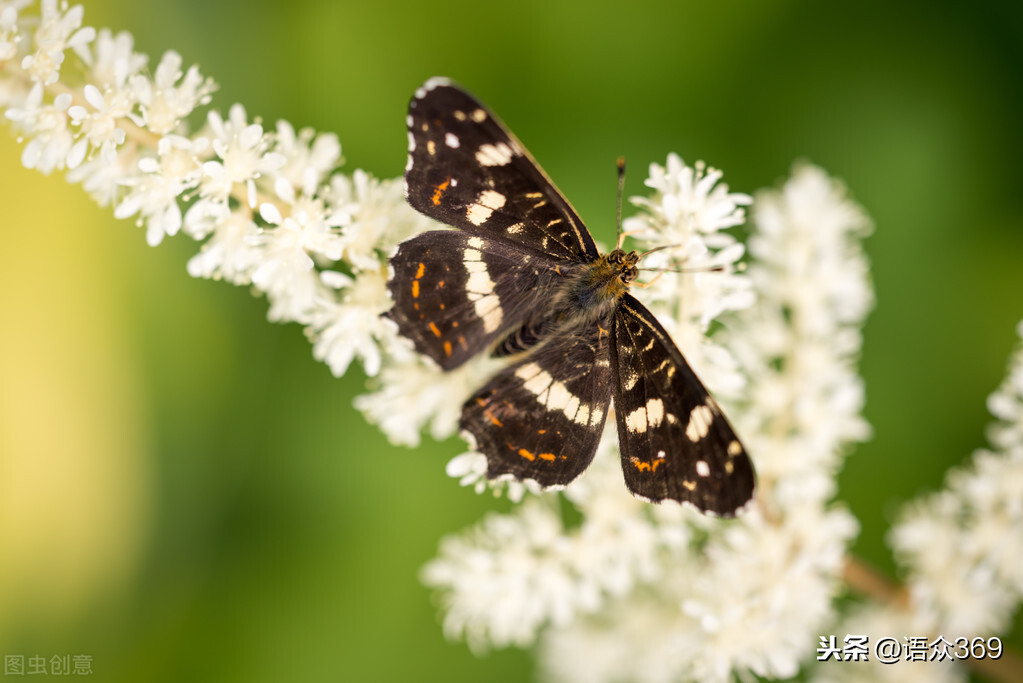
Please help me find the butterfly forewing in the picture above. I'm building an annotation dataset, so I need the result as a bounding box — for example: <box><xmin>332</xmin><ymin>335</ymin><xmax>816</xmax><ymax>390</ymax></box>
<box><xmin>460</xmin><ymin>317</ymin><xmax>614</xmax><ymax>487</ymax></box>
<box><xmin>610</xmin><ymin>295</ymin><xmax>755</xmax><ymax>514</ymax></box>
<box><xmin>405</xmin><ymin>77</ymin><xmax>599</xmax><ymax>263</ymax></box>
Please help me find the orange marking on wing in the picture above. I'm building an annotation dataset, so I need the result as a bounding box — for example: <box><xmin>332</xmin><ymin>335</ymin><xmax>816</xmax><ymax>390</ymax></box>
<box><xmin>485</xmin><ymin>411</ymin><xmax>503</xmax><ymax>427</ymax></box>
<box><xmin>458</xmin><ymin>336</ymin><xmax>468</xmax><ymax>350</ymax></box>
<box><xmin>597</xmin><ymin>323</ymin><xmax>609</xmax><ymax>339</ymax></box>
<box><xmin>429</xmin><ymin>321</ymin><xmax>442</xmax><ymax>337</ymax></box>
<box><xmin>443</xmin><ymin>340</ymin><xmax>452</xmax><ymax>357</ymax></box>
<box><xmin>537</xmin><ymin>429</ymin><xmax>547</xmax><ymax>434</ymax></box>
<box><xmin>518</xmin><ymin>448</ymin><xmax>536</xmax><ymax>461</ymax></box>
<box><xmin>411</xmin><ymin>280</ymin><xmax>420</xmax><ymax>299</ymax></box>
<box><xmin>431</xmin><ymin>176</ymin><xmax>451</xmax><ymax>206</ymax></box>
<box><xmin>630</xmin><ymin>457</ymin><xmax>662</xmax><ymax>473</ymax></box>
<box><xmin>437</xmin><ymin>280</ymin><xmax>445</xmax><ymax>288</ymax></box>
<box><xmin>415</xmin><ymin>262</ymin><xmax>426</xmax><ymax>279</ymax></box>
<box><xmin>538</xmin><ymin>452</ymin><xmax>556</xmax><ymax>462</ymax></box>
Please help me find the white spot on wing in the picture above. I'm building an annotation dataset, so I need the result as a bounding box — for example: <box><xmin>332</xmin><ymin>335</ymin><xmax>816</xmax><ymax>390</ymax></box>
<box><xmin>646</xmin><ymin>398</ymin><xmax>664</xmax><ymax>427</ymax></box>
<box><xmin>463</xmin><ymin>241</ymin><xmax>501</xmax><ymax>331</ymax></box>
<box><xmin>625</xmin><ymin>406</ymin><xmax>647</xmax><ymax>433</ymax></box>
<box><xmin>476</xmin><ymin>142</ymin><xmax>515</xmax><ymax>167</ymax></box>
<box><xmin>470</xmin><ymin>291</ymin><xmax>502</xmax><ymax>333</ymax></box>
<box><xmin>696</xmin><ymin>460</ymin><xmax>710</xmax><ymax>477</ymax></box>
<box><xmin>466</xmin><ymin>189</ymin><xmax>507</xmax><ymax>226</ymax></box>
<box><xmin>544</xmin><ymin>381</ymin><xmax>573</xmax><ymax>412</ymax></box>
<box><xmin>421</xmin><ymin>76</ymin><xmax>451</xmax><ymax>93</ymax></box>
<box><xmin>521</xmin><ymin>367</ymin><xmax>553</xmax><ymax>397</ymax></box>
<box><xmin>516</xmin><ymin>363</ymin><xmax>595</xmax><ymax>426</ymax></box>
<box><xmin>623</xmin><ymin>370</ymin><xmax>640</xmax><ymax>391</ymax></box>
<box><xmin>685</xmin><ymin>403</ymin><xmax>714</xmax><ymax>442</ymax></box>
<box><xmin>515</xmin><ymin>363</ymin><xmax>543</xmax><ymax>382</ymax></box>
<box><xmin>624</xmin><ymin>398</ymin><xmax>665</xmax><ymax>434</ymax></box>
<box><xmin>466</xmin><ymin>270</ymin><xmax>494</xmax><ymax>296</ymax></box>
<box><xmin>471</xmin><ymin>108</ymin><xmax>486</xmax><ymax>122</ymax></box>
<box><xmin>445</xmin><ymin>132</ymin><xmax>460</xmax><ymax>148</ymax></box>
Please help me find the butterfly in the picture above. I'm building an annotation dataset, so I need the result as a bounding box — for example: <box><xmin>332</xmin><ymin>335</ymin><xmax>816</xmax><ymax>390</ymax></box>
<box><xmin>385</xmin><ymin>77</ymin><xmax>755</xmax><ymax>515</ymax></box>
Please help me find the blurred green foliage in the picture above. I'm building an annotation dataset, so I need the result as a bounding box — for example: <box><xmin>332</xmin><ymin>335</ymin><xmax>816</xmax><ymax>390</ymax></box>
<box><xmin>1</xmin><ymin>0</ymin><xmax>1021</xmax><ymax>680</ymax></box>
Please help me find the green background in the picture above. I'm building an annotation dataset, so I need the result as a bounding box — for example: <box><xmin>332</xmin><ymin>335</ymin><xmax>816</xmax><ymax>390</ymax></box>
<box><xmin>1</xmin><ymin>0</ymin><xmax>1021</xmax><ymax>680</ymax></box>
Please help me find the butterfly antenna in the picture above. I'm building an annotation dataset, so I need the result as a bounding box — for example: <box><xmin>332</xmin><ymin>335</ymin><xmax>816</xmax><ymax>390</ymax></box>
<box><xmin>637</xmin><ymin>243</ymin><xmax>678</xmax><ymax>259</ymax></box>
<box><xmin>615</xmin><ymin>157</ymin><xmax>627</xmax><ymax>250</ymax></box>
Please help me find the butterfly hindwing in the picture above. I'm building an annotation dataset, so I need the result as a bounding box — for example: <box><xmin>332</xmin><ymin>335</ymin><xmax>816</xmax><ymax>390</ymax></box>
<box><xmin>611</xmin><ymin>295</ymin><xmax>755</xmax><ymax>515</ymax></box>
<box><xmin>386</xmin><ymin>230</ymin><xmax>561</xmax><ymax>370</ymax></box>
<box><xmin>405</xmin><ymin>77</ymin><xmax>599</xmax><ymax>263</ymax></box>
<box><xmin>460</xmin><ymin>317</ymin><xmax>614</xmax><ymax>487</ymax></box>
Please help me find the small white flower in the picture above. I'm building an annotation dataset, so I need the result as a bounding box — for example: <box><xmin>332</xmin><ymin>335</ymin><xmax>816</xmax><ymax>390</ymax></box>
<box><xmin>271</xmin><ymin>119</ymin><xmax>342</xmax><ymax>198</ymax></box>
<box><xmin>355</xmin><ymin>350</ymin><xmax>497</xmax><ymax>446</ymax></box>
<box><xmin>133</xmin><ymin>50</ymin><xmax>215</xmax><ymax>135</ymax></box>
<box><xmin>79</xmin><ymin>28</ymin><xmax>147</xmax><ymax>92</ymax></box>
<box><xmin>329</xmin><ymin>169</ymin><xmax>435</xmax><ymax>272</ymax></box>
<box><xmin>67</xmin><ymin>82</ymin><xmax>129</xmax><ymax>166</ymax></box>
<box><xmin>445</xmin><ymin>450</ymin><xmax>539</xmax><ymax>502</ymax></box>
<box><xmin>247</xmin><ymin>227</ymin><xmax>322</xmax><ymax>324</ymax></box>
<box><xmin>199</xmin><ymin>103</ymin><xmax>284</xmax><ymax>203</ymax></box>
<box><xmin>309</xmin><ymin>269</ymin><xmax>392</xmax><ymax>377</ymax></box>
<box><xmin>21</xmin><ymin>0</ymin><xmax>94</xmax><ymax>85</ymax></box>
<box><xmin>186</xmin><ymin>211</ymin><xmax>261</xmax><ymax>284</ymax></box>
<box><xmin>115</xmin><ymin>134</ymin><xmax>205</xmax><ymax>245</ymax></box>
<box><xmin>627</xmin><ymin>154</ymin><xmax>752</xmax><ymax>243</ymax></box>
<box><xmin>65</xmin><ymin>143</ymin><xmax>137</xmax><ymax>206</ymax></box>
<box><xmin>5</xmin><ymin>83</ymin><xmax>73</xmax><ymax>173</ymax></box>
<box><xmin>0</xmin><ymin>2</ymin><xmax>31</xmax><ymax>62</ymax></box>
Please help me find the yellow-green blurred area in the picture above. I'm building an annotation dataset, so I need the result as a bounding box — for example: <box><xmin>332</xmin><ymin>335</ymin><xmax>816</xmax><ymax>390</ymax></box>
<box><xmin>1</xmin><ymin>0</ymin><xmax>1021</xmax><ymax>680</ymax></box>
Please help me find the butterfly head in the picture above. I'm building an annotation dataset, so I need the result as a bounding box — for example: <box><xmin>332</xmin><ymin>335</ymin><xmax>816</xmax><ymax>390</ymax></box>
<box><xmin>606</xmin><ymin>248</ymin><xmax>640</xmax><ymax>286</ymax></box>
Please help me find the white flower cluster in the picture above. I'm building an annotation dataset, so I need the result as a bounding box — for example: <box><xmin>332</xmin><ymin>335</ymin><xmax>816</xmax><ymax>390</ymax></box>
<box><xmin>0</xmin><ymin>0</ymin><xmax>434</xmax><ymax>381</ymax></box>
<box><xmin>728</xmin><ymin>164</ymin><xmax>874</xmax><ymax>503</ymax></box>
<box><xmin>624</xmin><ymin>155</ymin><xmax>755</xmax><ymax>397</ymax></box>
<box><xmin>817</xmin><ymin>320</ymin><xmax>1023</xmax><ymax>682</ymax></box>
<box><xmin>421</xmin><ymin>161</ymin><xmax>874</xmax><ymax>682</ymax></box>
